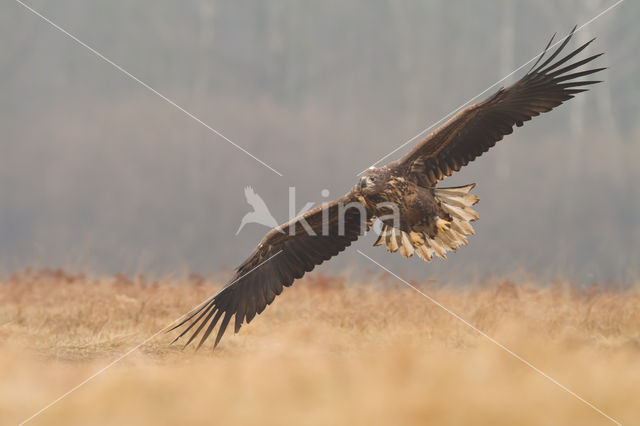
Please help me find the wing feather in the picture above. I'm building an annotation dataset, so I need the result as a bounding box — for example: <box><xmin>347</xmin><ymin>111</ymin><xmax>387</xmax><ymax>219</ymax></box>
<box><xmin>394</xmin><ymin>27</ymin><xmax>604</xmax><ymax>186</ymax></box>
<box><xmin>170</xmin><ymin>192</ymin><xmax>369</xmax><ymax>349</ymax></box>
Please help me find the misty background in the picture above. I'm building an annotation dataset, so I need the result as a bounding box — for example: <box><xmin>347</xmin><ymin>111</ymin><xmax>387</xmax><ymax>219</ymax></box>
<box><xmin>1</xmin><ymin>0</ymin><xmax>639</xmax><ymax>283</ymax></box>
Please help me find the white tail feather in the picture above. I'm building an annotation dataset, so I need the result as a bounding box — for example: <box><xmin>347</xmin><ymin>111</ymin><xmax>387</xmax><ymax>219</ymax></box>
<box><xmin>415</xmin><ymin>244</ymin><xmax>434</xmax><ymax>261</ymax></box>
<box><xmin>399</xmin><ymin>232</ymin><xmax>414</xmax><ymax>258</ymax></box>
<box><xmin>388</xmin><ymin>228</ymin><xmax>399</xmax><ymax>252</ymax></box>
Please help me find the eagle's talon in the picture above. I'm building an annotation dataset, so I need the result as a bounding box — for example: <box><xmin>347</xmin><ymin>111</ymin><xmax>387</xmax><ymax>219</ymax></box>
<box><xmin>409</xmin><ymin>231</ymin><xmax>425</xmax><ymax>246</ymax></box>
<box><xmin>436</xmin><ymin>218</ymin><xmax>451</xmax><ymax>232</ymax></box>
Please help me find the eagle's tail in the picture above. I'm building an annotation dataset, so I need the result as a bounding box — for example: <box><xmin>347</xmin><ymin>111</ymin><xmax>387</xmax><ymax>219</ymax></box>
<box><xmin>374</xmin><ymin>183</ymin><xmax>479</xmax><ymax>261</ymax></box>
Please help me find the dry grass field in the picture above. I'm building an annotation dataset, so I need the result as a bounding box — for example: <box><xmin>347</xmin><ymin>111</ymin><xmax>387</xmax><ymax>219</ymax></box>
<box><xmin>1</xmin><ymin>269</ymin><xmax>639</xmax><ymax>426</ymax></box>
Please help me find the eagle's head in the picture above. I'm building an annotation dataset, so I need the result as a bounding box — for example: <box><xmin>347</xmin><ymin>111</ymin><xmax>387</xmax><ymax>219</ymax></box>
<box><xmin>359</xmin><ymin>167</ymin><xmax>388</xmax><ymax>196</ymax></box>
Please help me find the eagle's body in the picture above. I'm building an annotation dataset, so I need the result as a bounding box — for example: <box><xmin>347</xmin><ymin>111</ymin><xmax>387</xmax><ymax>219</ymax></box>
<box><xmin>171</xmin><ymin>28</ymin><xmax>604</xmax><ymax>349</ymax></box>
<box><xmin>356</xmin><ymin>166</ymin><xmax>476</xmax><ymax>259</ymax></box>
<box><xmin>360</xmin><ymin>169</ymin><xmax>443</xmax><ymax>228</ymax></box>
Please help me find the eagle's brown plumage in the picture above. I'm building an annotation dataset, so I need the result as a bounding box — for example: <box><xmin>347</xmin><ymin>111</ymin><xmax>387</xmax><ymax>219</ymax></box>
<box><xmin>171</xmin><ymin>27</ymin><xmax>603</xmax><ymax>349</ymax></box>
<box><xmin>170</xmin><ymin>194</ymin><xmax>369</xmax><ymax>348</ymax></box>
<box><xmin>394</xmin><ymin>27</ymin><xmax>604</xmax><ymax>187</ymax></box>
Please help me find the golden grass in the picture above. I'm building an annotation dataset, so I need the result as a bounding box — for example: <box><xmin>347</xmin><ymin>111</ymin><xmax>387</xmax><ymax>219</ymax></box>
<box><xmin>1</xmin><ymin>269</ymin><xmax>639</xmax><ymax>425</ymax></box>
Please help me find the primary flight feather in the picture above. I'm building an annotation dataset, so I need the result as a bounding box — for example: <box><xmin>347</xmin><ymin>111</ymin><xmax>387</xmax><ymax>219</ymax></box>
<box><xmin>171</xmin><ymin>27</ymin><xmax>604</xmax><ymax>349</ymax></box>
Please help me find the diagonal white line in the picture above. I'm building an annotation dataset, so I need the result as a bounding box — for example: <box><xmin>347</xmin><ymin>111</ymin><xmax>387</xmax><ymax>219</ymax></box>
<box><xmin>17</xmin><ymin>250</ymin><xmax>283</xmax><ymax>426</ymax></box>
<box><xmin>357</xmin><ymin>250</ymin><xmax>622</xmax><ymax>425</ymax></box>
<box><xmin>13</xmin><ymin>0</ymin><xmax>283</xmax><ymax>177</ymax></box>
<box><xmin>355</xmin><ymin>0</ymin><xmax>624</xmax><ymax>176</ymax></box>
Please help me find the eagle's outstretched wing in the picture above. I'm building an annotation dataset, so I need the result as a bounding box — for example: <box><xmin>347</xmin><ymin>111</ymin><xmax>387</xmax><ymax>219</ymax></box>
<box><xmin>170</xmin><ymin>192</ymin><xmax>369</xmax><ymax>349</ymax></box>
<box><xmin>394</xmin><ymin>27</ymin><xmax>604</xmax><ymax>187</ymax></box>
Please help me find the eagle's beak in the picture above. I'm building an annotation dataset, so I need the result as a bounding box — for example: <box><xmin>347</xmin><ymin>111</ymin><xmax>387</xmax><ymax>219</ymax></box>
<box><xmin>360</xmin><ymin>176</ymin><xmax>368</xmax><ymax>189</ymax></box>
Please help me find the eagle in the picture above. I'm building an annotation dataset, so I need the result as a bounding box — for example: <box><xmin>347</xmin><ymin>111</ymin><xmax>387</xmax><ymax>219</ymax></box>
<box><xmin>171</xmin><ymin>28</ymin><xmax>603</xmax><ymax>349</ymax></box>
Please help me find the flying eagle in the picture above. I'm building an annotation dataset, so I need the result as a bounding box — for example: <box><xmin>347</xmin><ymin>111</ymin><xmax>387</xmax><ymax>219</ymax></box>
<box><xmin>171</xmin><ymin>28</ymin><xmax>604</xmax><ymax>349</ymax></box>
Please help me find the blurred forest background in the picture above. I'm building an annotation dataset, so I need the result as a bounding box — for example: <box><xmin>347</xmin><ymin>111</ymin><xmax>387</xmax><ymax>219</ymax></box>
<box><xmin>1</xmin><ymin>0</ymin><xmax>638</xmax><ymax>282</ymax></box>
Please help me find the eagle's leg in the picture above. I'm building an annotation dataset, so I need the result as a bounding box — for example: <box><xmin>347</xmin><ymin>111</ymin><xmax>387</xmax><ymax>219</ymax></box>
<box><xmin>434</xmin><ymin>215</ymin><xmax>451</xmax><ymax>232</ymax></box>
